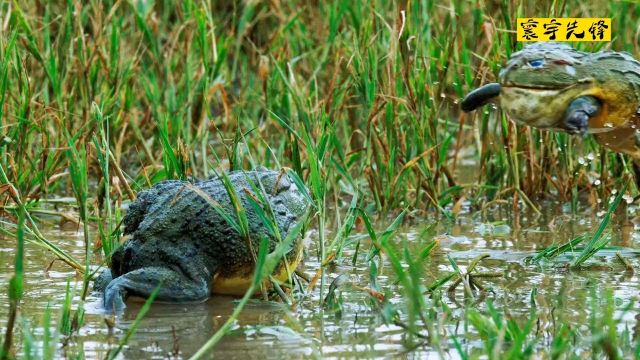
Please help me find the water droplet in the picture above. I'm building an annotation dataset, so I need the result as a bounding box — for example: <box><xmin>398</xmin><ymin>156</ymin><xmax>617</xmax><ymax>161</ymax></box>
<box><xmin>623</xmin><ymin>194</ymin><xmax>634</xmax><ymax>204</ymax></box>
<box><xmin>587</xmin><ymin>153</ymin><xmax>595</xmax><ymax>161</ymax></box>
<box><xmin>594</xmin><ymin>179</ymin><xmax>601</xmax><ymax>186</ymax></box>
<box><xmin>597</xmin><ymin>210</ymin><xmax>606</xmax><ymax>217</ymax></box>
<box><xmin>578</xmin><ymin>157</ymin><xmax>585</xmax><ymax>165</ymax></box>
<box><xmin>612</xmin><ymin>189</ymin><xmax>618</xmax><ymax>195</ymax></box>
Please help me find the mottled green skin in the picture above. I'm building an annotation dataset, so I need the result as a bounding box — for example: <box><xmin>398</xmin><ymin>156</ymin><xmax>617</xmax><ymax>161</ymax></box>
<box><xmin>95</xmin><ymin>169</ymin><xmax>310</xmax><ymax>312</ymax></box>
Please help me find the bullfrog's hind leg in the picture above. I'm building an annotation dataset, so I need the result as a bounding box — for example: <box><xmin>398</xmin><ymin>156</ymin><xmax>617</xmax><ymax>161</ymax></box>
<box><xmin>564</xmin><ymin>96</ymin><xmax>601</xmax><ymax>136</ymax></box>
<box><xmin>103</xmin><ymin>267</ymin><xmax>209</xmax><ymax>313</ymax></box>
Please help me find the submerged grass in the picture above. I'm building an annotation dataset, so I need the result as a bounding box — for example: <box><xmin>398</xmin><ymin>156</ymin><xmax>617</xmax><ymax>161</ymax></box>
<box><xmin>1</xmin><ymin>0</ymin><xmax>640</xmax><ymax>358</ymax></box>
<box><xmin>530</xmin><ymin>181</ymin><xmax>629</xmax><ymax>267</ymax></box>
<box><xmin>571</xmin><ymin>183</ymin><xmax>626</xmax><ymax>268</ymax></box>
<box><xmin>1</xmin><ymin>206</ymin><xmax>23</xmax><ymax>360</ymax></box>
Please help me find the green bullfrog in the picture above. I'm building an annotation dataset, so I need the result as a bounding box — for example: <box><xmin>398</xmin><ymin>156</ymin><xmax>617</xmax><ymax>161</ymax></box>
<box><xmin>462</xmin><ymin>42</ymin><xmax>640</xmax><ymax>159</ymax></box>
<box><xmin>94</xmin><ymin>168</ymin><xmax>311</xmax><ymax>313</ymax></box>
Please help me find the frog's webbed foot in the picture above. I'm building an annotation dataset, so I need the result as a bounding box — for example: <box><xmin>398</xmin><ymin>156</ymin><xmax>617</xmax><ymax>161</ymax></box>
<box><xmin>93</xmin><ymin>269</ymin><xmax>113</xmax><ymax>293</ymax></box>
<box><xmin>103</xmin><ymin>267</ymin><xmax>209</xmax><ymax>313</ymax></box>
<box><xmin>564</xmin><ymin>96</ymin><xmax>601</xmax><ymax>136</ymax></box>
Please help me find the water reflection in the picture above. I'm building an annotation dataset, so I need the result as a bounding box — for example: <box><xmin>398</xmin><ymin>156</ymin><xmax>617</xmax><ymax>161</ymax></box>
<box><xmin>1</xmin><ymin>199</ymin><xmax>640</xmax><ymax>358</ymax></box>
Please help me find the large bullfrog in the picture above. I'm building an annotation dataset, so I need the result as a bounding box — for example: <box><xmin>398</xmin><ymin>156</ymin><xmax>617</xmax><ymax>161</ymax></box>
<box><xmin>462</xmin><ymin>42</ymin><xmax>640</xmax><ymax>159</ymax></box>
<box><xmin>94</xmin><ymin>168</ymin><xmax>311</xmax><ymax>312</ymax></box>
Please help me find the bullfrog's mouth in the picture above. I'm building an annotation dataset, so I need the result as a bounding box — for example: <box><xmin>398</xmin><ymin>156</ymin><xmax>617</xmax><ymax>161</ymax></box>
<box><xmin>460</xmin><ymin>82</ymin><xmax>580</xmax><ymax>114</ymax></box>
<box><xmin>462</xmin><ymin>81</ymin><xmax>622</xmax><ymax>135</ymax></box>
<box><xmin>501</xmin><ymin>84</ymin><xmax>568</xmax><ymax>91</ymax></box>
<box><xmin>499</xmin><ymin>86</ymin><xmax>571</xmax><ymax>128</ymax></box>
<box><xmin>501</xmin><ymin>76</ymin><xmax>594</xmax><ymax>93</ymax></box>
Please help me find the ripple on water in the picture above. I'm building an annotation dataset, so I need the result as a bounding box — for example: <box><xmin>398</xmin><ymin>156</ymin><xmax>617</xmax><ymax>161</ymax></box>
<box><xmin>3</xmin><ymin>207</ymin><xmax>640</xmax><ymax>357</ymax></box>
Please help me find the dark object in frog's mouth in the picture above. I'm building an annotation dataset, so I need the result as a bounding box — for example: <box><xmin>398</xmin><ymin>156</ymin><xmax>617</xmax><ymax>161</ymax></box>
<box><xmin>460</xmin><ymin>83</ymin><xmax>501</xmax><ymax>112</ymax></box>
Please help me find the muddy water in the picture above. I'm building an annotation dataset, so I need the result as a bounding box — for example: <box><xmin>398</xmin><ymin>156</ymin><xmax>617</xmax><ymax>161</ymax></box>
<box><xmin>2</xmin><ymin>199</ymin><xmax>640</xmax><ymax>358</ymax></box>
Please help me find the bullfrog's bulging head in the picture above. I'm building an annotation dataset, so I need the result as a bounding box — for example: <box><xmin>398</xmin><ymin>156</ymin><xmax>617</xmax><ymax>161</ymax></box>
<box><xmin>255</xmin><ymin>169</ymin><xmax>311</xmax><ymax>228</ymax></box>
<box><xmin>499</xmin><ymin>42</ymin><xmax>584</xmax><ymax>88</ymax></box>
<box><xmin>498</xmin><ymin>42</ymin><xmax>597</xmax><ymax>128</ymax></box>
<box><xmin>497</xmin><ymin>42</ymin><xmax>640</xmax><ymax>134</ymax></box>
<box><xmin>462</xmin><ymin>41</ymin><xmax>640</xmax><ymax>160</ymax></box>
<box><xmin>208</xmin><ymin>168</ymin><xmax>312</xmax><ymax>296</ymax></box>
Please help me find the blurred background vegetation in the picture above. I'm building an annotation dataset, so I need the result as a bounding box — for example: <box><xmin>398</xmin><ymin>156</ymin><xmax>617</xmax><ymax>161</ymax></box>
<box><xmin>1</xmin><ymin>0</ymin><xmax>637</xmax><ymax>223</ymax></box>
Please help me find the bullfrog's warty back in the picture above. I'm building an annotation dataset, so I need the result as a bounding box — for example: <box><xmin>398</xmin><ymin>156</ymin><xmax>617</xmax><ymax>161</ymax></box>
<box><xmin>96</xmin><ymin>168</ymin><xmax>311</xmax><ymax>313</ymax></box>
<box><xmin>461</xmin><ymin>83</ymin><xmax>501</xmax><ymax>112</ymax></box>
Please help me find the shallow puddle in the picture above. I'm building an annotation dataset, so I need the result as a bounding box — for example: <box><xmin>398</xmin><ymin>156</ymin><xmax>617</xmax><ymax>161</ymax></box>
<box><xmin>2</xmin><ymin>198</ymin><xmax>640</xmax><ymax>358</ymax></box>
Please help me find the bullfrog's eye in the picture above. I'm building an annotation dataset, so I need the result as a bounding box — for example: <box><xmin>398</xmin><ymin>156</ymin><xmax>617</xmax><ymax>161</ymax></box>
<box><xmin>528</xmin><ymin>59</ymin><xmax>545</xmax><ymax>68</ymax></box>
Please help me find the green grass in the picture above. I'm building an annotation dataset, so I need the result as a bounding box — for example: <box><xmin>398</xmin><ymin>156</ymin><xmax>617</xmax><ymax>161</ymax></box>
<box><xmin>1</xmin><ymin>0</ymin><xmax>640</xmax><ymax>358</ymax></box>
<box><xmin>3</xmin><ymin>0</ymin><xmax>635</xmax><ymax>221</ymax></box>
